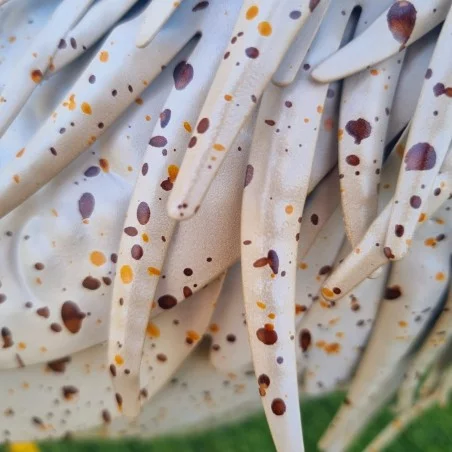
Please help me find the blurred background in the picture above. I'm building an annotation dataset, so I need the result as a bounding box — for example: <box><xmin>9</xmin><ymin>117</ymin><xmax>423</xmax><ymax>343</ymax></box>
<box><xmin>5</xmin><ymin>392</ymin><xmax>452</xmax><ymax>452</ymax></box>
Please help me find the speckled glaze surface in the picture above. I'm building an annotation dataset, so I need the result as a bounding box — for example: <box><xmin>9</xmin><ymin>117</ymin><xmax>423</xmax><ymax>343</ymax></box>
<box><xmin>0</xmin><ymin>1</ymin><xmax>452</xmax><ymax>452</ymax></box>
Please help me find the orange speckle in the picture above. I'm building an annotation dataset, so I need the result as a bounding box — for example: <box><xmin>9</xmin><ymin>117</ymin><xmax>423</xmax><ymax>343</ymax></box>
<box><xmin>268</xmin><ymin>313</ymin><xmax>276</xmax><ymax>320</ymax></box>
<box><xmin>40</xmin><ymin>346</ymin><xmax>48</xmax><ymax>352</ymax></box>
<box><xmin>224</xmin><ymin>94</ymin><xmax>233</xmax><ymax>101</ymax></box>
<box><xmin>295</xmin><ymin>304</ymin><xmax>307</xmax><ymax>315</ymax></box>
<box><xmin>370</xmin><ymin>69</ymin><xmax>379</xmax><ymax>76</ymax></box>
<box><xmin>396</xmin><ymin>143</ymin><xmax>405</xmax><ymax>158</ymax></box>
<box><xmin>186</xmin><ymin>330</ymin><xmax>200</xmax><ymax>341</ymax></box>
<box><xmin>147</xmin><ymin>267</ymin><xmax>161</xmax><ymax>276</ymax></box>
<box><xmin>209</xmin><ymin>323</ymin><xmax>219</xmax><ymax>333</ymax></box>
<box><xmin>299</xmin><ymin>262</ymin><xmax>308</xmax><ymax>270</ymax></box>
<box><xmin>317</xmin><ymin>105</ymin><xmax>323</xmax><ymax>114</ymax></box>
<box><xmin>338</xmin><ymin>128</ymin><xmax>344</xmax><ymax>141</ymax></box>
<box><xmin>324</xmin><ymin>342</ymin><xmax>341</xmax><ymax>354</ymax></box>
<box><xmin>81</xmin><ymin>102</ymin><xmax>92</xmax><ymax>115</ymax></box>
<box><xmin>18</xmin><ymin>342</ymin><xmax>26</xmax><ymax>350</ymax></box>
<box><xmin>142</xmin><ymin>233</ymin><xmax>149</xmax><ymax>243</ymax></box>
<box><xmin>213</xmin><ymin>143</ymin><xmax>225</xmax><ymax>151</ymax></box>
<box><xmin>315</xmin><ymin>340</ymin><xmax>326</xmax><ymax>348</ymax></box>
<box><xmin>324</xmin><ymin>118</ymin><xmax>334</xmax><ymax>131</ymax></box>
<box><xmin>168</xmin><ymin>164</ymin><xmax>179</xmax><ymax>183</ymax></box>
<box><xmin>246</xmin><ymin>5</ymin><xmax>259</xmax><ymax>20</ymax></box>
<box><xmin>398</xmin><ymin>321</ymin><xmax>408</xmax><ymax>327</ymax></box>
<box><xmin>436</xmin><ymin>218</ymin><xmax>445</xmax><ymax>225</ymax></box>
<box><xmin>183</xmin><ymin>121</ymin><xmax>192</xmax><ymax>132</ymax></box>
<box><xmin>285</xmin><ymin>205</ymin><xmax>294</xmax><ymax>214</ymax></box>
<box><xmin>135</xmin><ymin>98</ymin><xmax>143</xmax><ymax>105</ymax></box>
<box><xmin>145</xmin><ymin>115</ymin><xmax>151</xmax><ymax>121</ymax></box>
<box><xmin>114</xmin><ymin>355</ymin><xmax>124</xmax><ymax>366</ymax></box>
<box><xmin>336</xmin><ymin>332</ymin><xmax>344</xmax><ymax>338</ymax></box>
<box><xmin>146</xmin><ymin>323</ymin><xmax>160</xmax><ymax>338</ymax></box>
<box><xmin>127</xmin><ymin>165</ymin><xmax>133</xmax><ymax>172</ymax></box>
<box><xmin>257</xmin><ymin>301</ymin><xmax>266</xmax><ymax>309</ymax></box>
<box><xmin>418</xmin><ymin>213</ymin><xmax>427</xmax><ymax>223</ymax></box>
<box><xmin>64</xmin><ymin>94</ymin><xmax>76</xmax><ymax>111</ymax></box>
<box><xmin>322</xmin><ymin>287</ymin><xmax>334</xmax><ymax>299</ymax></box>
<box><xmin>436</xmin><ymin>272</ymin><xmax>446</xmax><ymax>281</ymax></box>
<box><xmin>120</xmin><ymin>265</ymin><xmax>133</xmax><ymax>284</ymax></box>
<box><xmin>16</xmin><ymin>148</ymin><xmax>25</xmax><ymax>158</ymax></box>
<box><xmin>99</xmin><ymin>158</ymin><xmax>110</xmax><ymax>173</ymax></box>
<box><xmin>258</xmin><ymin>21</ymin><xmax>272</xmax><ymax>36</ymax></box>
<box><xmin>13</xmin><ymin>174</ymin><xmax>20</xmax><ymax>184</ymax></box>
<box><xmin>87</xmin><ymin>135</ymin><xmax>97</xmax><ymax>146</ymax></box>
<box><xmin>90</xmin><ymin>251</ymin><xmax>106</xmax><ymax>267</ymax></box>
<box><xmin>99</xmin><ymin>51</ymin><xmax>109</xmax><ymax>62</ymax></box>
<box><xmin>304</xmin><ymin>118</ymin><xmax>310</xmax><ymax>123</ymax></box>
<box><xmin>8</xmin><ymin>36</ymin><xmax>16</xmax><ymax>43</ymax></box>
<box><xmin>36</xmin><ymin>277</ymin><xmax>42</xmax><ymax>285</ymax></box>
<box><xmin>51</xmin><ymin>209</ymin><xmax>58</xmax><ymax>217</ymax></box>
<box><xmin>31</xmin><ymin>69</ymin><xmax>43</xmax><ymax>83</ymax></box>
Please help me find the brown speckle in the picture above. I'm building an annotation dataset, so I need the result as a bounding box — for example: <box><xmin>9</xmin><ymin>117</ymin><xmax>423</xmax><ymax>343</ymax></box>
<box><xmin>387</xmin><ymin>1</ymin><xmax>417</xmax><ymax>46</ymax></box>
<box><xmin>271</xmin><ymin>398</ymin><xmax>286</xmax><ymax>415</ymax></box>
<box><xmin>405</xmin><ymin>143</ymin><xmax>436</xmax><ymax>171</ymax></box>
<box><xmin>345</xmin><ymin>118</ymin><xmax>372</xmax><ymax>144</ymax></box>
<box><xmin>61</xmin><ymin>301</ymin><xmax>86</xmax><ymax>334</ymax></box>
<box><xmin>173</xmin><ymin>61</ymin><xmax>194</xmax><ymax>90</ymax></box>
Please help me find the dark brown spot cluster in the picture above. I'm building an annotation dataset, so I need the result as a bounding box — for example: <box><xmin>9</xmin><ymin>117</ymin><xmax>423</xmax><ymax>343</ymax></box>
<box><xmin>256</xmin><ymin>324</ymin><xmax>278</xmax><ymax>345</ymax></box>
<box><xmin>395</xmin><ymin>224</ymin><xmax>404</xmax><ymax>237</ymax></box>
<box><xmin>299</xmin><ymin>329</ymin><xmax>312</xmax><ymax>352</ymax></box>
<box><xmin>47</xmin><ymin>356</ymin><xmax>71</xmax><ymax>373</ymax></box>
<box><xmin>158</xmin><ymin>294</ymin><xmax>177</xmax><ymax>310</ymax></box>
<box><xmin>197</xmin><ymin>118</ymin><xmax>210</xmax><ymax>134</ymax></box>
<box><xmin>410</xmin><ymin>195</ymin><xmax>422</xmax><ymax>209</ymax></box>
<box><xmin>258</xmin><ymin>374</ymin><xmax>270</xmax><ymax>396</ymax></box>
<box><xmin>1</xmin><ymin>327</ymin><xmax>13</xmax><ymax>348</ymax></box>
<box><xmin>245</xmin><ymin>47</ymin><xmax>259</xmax><ymax>59</ymax></box>
<box><xmin>387</xmin><ymin>1</ymin><xmax>417</xmax><ymax>46</ymax></box>
<box><xmin>244</xmin><ymin>164</ymin><xmax>254</xmax><ymax>187</ymax></box>
<box><xmin>345</xmin><ymin>118</ymin><xmax>372</xmax><ymax>144</ymax></box>
<box><xmin>192</xmin><ymin>1</ymin><xmax>209</xmax><ymax>12</ymax></box>
<box><xmin>433</xmin><ymin>83</ymin><xmax>452</xmax><ymax>97</ymax></box>
<box><xmin>78</xmin><ymin>193</ymin><xmax>95</xmax><ymax>220</ymax></box>
<box><xmin>137</xmin><ymin>202</ymin><xmax>151</xmax><ymax>225</ymax></box>
<box><xmin>160</xmin><ymin>109</ymin><xmax>171</xmax><ymax>128</ymax></box>
<box><xmin>253</xmin><ymin>249</ymin><xmax>279</xmax><ymax>274</ymax></box>
<box><xmin>149</xmin><ymin>136</ymin><xmax>168</xmax><ymax>148</ymax></box>
<box><xmin>173</xmin><ymin>61</ymin><xmax>194</xmax><ymax>90</ymax></box>
<box><xmin>131</xmin><ymin>244</ymin><xmax>143</xmax><ymax>260</ymax></box>
<box><xmin>271</xmin><ymin>398</ymin><xmax>286</xmax><ymax>415</ymax></box>
<box><xmin>346</xmin><ymin>154</ymin><xmax>360</xmax><ymax>166</ymax></box>
<box><xmin>61</xmin><ymin>301</ymin><xmax>86</xmax><ymax>334</ymax></box>
<box><xmin>404</xmin><ymin>143</ymin><xmax>436</xmax><ymax>171</ymax></box>
<box><xmin>82</xmin><ymin>276</ymin><xmax>101</xmax><ymax>290</ymax></box>
<box><xmin>385</xmin><ymin>285</ymin><xmax>402</xmax><ymax>300</ymax></box>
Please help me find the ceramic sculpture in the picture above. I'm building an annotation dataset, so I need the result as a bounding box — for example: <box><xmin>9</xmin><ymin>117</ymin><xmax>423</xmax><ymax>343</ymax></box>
<box><xmin>0</xmin><ymin>1</ymin><xmax>451</xmax><ymax>452</ymax></box>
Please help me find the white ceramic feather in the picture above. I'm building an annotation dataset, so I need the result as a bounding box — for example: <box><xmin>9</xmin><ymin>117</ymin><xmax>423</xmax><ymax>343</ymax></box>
<box><xmin>312</xmin><ymin>0</ymin><xmax>451</xmax><ymax>83</ymax></box>
<box><xmin>319</xmin><ymin>201</ymin><xmax>452</xmax><ymax>452</ymax></box>
<box><xmin>106</xmin><ymin>0</ymin><xmax>244</xmax><ymax>417</ymax></box>
<box><xmin>298</xmin><ymin>243</ymin><xmax>389</xmax><ymax>396</ymax></box>
<box><xmin>321</xmin><ymin>143</ymin><xmax>452</xmax><ymax>303</ymax></box>
<box><xmin>168</xmin><ymin>0</ymin><xmax>331</xmax><ymax>220</ymax></box>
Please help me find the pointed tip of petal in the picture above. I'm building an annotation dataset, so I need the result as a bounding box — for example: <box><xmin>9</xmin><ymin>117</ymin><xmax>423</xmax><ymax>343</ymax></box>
<box><xmin>310</xmin><ymin>64</ymin><xmax>336</xmax><ymax>83</ymax></box>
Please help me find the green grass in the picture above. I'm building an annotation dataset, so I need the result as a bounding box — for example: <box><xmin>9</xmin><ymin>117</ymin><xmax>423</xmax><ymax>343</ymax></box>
<box><xmin>6</xmin><ymin>392</ymin><xmax>452</xmax><ymax>451</ymax></box>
